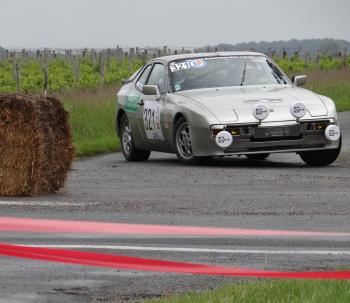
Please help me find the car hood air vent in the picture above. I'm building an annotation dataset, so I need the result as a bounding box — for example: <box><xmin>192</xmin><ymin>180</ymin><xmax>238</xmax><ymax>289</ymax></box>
<box><xmin>244</xmin><ymin>98</ymin><xmax>283</xmax><ymax>104</ymax></box>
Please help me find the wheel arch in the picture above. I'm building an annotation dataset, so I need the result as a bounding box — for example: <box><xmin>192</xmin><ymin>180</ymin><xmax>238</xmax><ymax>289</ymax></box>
<box><xmin>116</xmin><ymin>109</ymin><xmax>126</xmax><ymax>137</ymax></box>
<box><xmin>174</xmin><ymin>112</ymin><xmax>185</xmax><ymax>123</ymax></box>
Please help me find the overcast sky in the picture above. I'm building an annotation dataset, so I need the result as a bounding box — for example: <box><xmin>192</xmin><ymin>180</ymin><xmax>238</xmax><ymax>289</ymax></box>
<box><xmin>0</xmin><ymin>0</ymin><xmax>349</xmax><ymax>49</ymax></box>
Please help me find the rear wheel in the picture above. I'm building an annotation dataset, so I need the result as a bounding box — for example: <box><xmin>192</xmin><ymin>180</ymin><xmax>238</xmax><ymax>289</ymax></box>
<box><xmin>174</xmin><ymin>117</ymin><xmax>212</xmax><ymax>165</ymax></box>
<box><xmin>299</xmin><ymin>137</ymin><xmax>342</xmax><ymax>167</ymax></box>
<box><xmin>120</xmin><ymin>115</ymin><xmax>150</xmax><ymax>161</ymax></box>
<box><xmin>245</xmin><ymin>153</ymin><xmax>270</xmax><ymax>160</ymax></box>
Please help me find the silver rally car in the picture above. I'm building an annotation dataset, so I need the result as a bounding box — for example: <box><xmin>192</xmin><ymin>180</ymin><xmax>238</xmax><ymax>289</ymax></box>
<box><xmin>116</xmin><ymin>52</ymin><xmax>341</xmax><ymax>166</ymax></box>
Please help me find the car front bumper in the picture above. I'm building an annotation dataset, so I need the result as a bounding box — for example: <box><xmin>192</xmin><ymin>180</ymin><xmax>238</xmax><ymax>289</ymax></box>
<box><xmin>191</xmin><ymin>120</ymin><xmax>341</xmax><ymax>156</ymax></box>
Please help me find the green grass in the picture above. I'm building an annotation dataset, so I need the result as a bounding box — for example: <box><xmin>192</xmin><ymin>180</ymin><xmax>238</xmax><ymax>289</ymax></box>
<box><xmin>60</xmin><ymin>86</ymin><xmax>120</xmax><ymax>156</ymax></box>
<box><xmin>303</xmin><ymin>68</ymin><xmax>350</xmax><ymax>112</ymax></box>
<box><xmin>306</xmin><ymin>84</ymin><xmax>350</xmax><ymax>112</ymax></box>
<box><xmin>150</xmin><ymin>279</ymin><xmax>350</xmax><ymax>303</ymax></box>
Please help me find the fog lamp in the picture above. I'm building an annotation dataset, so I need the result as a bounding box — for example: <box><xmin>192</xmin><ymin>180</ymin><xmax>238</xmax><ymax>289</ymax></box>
<box><xmin>325</xmin><ymin>125</ymin><xmax>340</xmax><ymax>142</ymax></box>
<box><xmin>290</xmin><ymin>102</ymin><xmax>307</xmax><ymax>119</ymax></box>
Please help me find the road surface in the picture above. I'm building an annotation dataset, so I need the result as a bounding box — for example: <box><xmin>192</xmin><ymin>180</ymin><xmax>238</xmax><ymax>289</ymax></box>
<box><xmin>0</xmin><ymin>112</ymin><xmax>349</xmax><ymax>303</ymax></box>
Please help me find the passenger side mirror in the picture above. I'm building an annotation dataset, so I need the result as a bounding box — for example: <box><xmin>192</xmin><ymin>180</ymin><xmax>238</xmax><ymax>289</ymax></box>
<box><xmin>293</xmin><ymin>75</ymin><xmax>307</xmax><ymax>87</ymax></box>
<box><xmin>142</xmin><ymin>85</ymin><xmax>161</xmax><ymax>99</ymax></box>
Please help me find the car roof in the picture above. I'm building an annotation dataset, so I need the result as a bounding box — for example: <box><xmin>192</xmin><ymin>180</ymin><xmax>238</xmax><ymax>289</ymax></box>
<box><xmin>150</xmin><ymin>51</ymin><xmax>266</xmax><ymax>64</ymax></box>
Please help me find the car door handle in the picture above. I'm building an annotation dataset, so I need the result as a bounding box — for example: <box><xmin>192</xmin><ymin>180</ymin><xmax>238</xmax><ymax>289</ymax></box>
<box><xmin>137</xmin><ymin>100</ymin><xmax>144</xmax><ymax>106</ymax></box>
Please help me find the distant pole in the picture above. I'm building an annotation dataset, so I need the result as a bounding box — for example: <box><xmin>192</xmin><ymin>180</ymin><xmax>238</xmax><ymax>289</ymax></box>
<box><xmin>128</xmin><ymin>55</ymin><xmax>132</xmax><ymax>73</ymax></box>
<box><xmin>99</xmin><ymin>52</ymin><xmax>105</xmax><ymax>85</ymax></box>
<box><xmin>316</xmin><ymin>50</ymin><xmax>320</xmax><ymax>64</ymax></box>
<box><xmin>14</xmin><ymin>62</ymin><xmax>20</xmax><ymax>93</ymax></box>
<box><xmin>72</xmin><ymin>55</ymin><xmax>80</xmax><ymax>81</ymax></box>
<box><xmin>106</xmin><ymin>48</ymin><xmax>111</xmax><ymax>74</ymax></box>
<box><xmin>343</xmin><ymin>48</ymin><xmax>347</xmax><ymax>67</ymax></box>
<box><xmin>21</xmin><ymin>48</ymin><xmax>26</xmax><ymax>63</ymax></box>
<box><xmin>43</xmin><ymin>66</ymin><xmax>48</xmax><ymax>98</ymax></box>
<box><xmin>282</xmin><ymin>49</ymin><xmax>287</xmax><ymax>59</ymax></box>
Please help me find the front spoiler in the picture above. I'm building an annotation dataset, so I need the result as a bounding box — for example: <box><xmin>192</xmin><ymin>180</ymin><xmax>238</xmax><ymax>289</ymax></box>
<box><xmin>191</xmin><ymin>127</ymin><xmax>341</xmax><ymax>156</ymax></box>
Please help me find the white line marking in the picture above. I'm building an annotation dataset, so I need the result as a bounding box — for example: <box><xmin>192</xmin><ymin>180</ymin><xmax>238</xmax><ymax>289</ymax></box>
<box><xmin>0</xmin><ymin>201</ymin><xmax>85</xmax><ymax>206</ymax></box>
<box><xmin>22</xmin><ymin>245</ymin><xmax>350</xmax><ymax>256</ymax></box>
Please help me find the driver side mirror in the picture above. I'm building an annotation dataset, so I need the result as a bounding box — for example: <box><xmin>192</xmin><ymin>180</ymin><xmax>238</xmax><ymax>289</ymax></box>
<box><xmin>293</xmin><ymin>75</ymin><xmax>307</xmax><ymax>87</ymax></box>
<box><xmin>142</xmin><ymin>85</ymin><xmax>161</xmax><ymax>100</ymax></box>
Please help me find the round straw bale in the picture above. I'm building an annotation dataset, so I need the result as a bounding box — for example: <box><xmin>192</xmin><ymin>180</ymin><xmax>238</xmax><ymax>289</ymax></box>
<box><xmin>0</xmin><ymin>94</ymin><xmax>74</xmax><ymax>196</ymax></box>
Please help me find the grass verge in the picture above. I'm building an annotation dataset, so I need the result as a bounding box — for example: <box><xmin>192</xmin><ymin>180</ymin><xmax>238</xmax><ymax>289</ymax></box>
<box><xmin>305</xmin><ymin>68</ymin><xmax>350</xmax><ymax>112</ymax></box>
<box><xmin>58</xmin><ymin>86</ymin><xmax>120</xmax><ymax>156</ymax></box>
<box><xmin>150</xmin><ymin>279</ymin><xmax>350</xmax><ymax>303</ymax></box>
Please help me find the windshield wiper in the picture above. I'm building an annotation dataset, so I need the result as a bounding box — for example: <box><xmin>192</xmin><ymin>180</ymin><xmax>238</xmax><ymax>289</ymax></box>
<box><xmin>240</xmin><ymin>60</ymin><xmax>247</xmax><ymax>86</ymax></box>
<box><xmin>267</xmin><ymin>60</ymin><xmax>286</xmax><ymax>84</ymax></box>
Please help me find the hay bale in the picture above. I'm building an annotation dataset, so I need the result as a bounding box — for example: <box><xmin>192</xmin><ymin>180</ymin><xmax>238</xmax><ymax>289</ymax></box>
<box><xmin>0</xmin><ymin>94</ymin><xmax>74</xmax><ymax>196</ymax></box>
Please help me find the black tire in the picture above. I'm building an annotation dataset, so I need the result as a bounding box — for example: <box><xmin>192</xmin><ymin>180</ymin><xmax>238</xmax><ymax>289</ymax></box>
<box><xmin>245</xmin><ymin>153</ymin><xmax>270</xmax><ymax>160</ymax></box>
<box><xmin>120</xmin><ymin>115</ymin><xmax>151</xmax><ymax>161</ymax></box>
<box><xmin>173</xmin><ymin>117</ymin><xmax>210</xmax><ymax>165</ymax></box>
<box><xmin>299</xmin><ymin>137</ymin><xmax>342</xmax><ymax>167</ymax></box>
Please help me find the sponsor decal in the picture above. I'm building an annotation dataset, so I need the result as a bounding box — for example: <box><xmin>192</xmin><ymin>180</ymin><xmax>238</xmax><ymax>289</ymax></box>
<box><xmin>174</xmin><ymin>83</ymin><xmax>181</xmax><ymax>91</ymax></box>
<box><xmin>170</xmin><ymin>59</ymin><xmax>207</xmax><ymax>72</ymax></box>
<box><xmin>189</xmin><ymin>59</ymin><xmax>206</xmax><ymax>68</ymax></box>
<box><xmin>204</xmin><ymin>55</ymin><xmax>260</xmax><ymax>61</ymax></box>
<box><xmin>170</xmin><ymin>56</ymin><xmax>265</xmax><ymax>73</ymax></box>
<box><xmin>125</xmin><ymin>93</ymin><xmax>140</xmax><ymax>113</ymax></box>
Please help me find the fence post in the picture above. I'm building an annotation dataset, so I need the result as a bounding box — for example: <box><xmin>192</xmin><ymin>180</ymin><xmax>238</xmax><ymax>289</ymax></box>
<box><xmin>316</xmin><ymin>50</ymin><xmax>320</xmax><ymax>66</ymax></box>
<box><xmin>282</xmin><ymin>49</ymin><xmax>287</xmax><ymax>59</ymax></box>
<box><xmin>14</xmin><ymin>62</ymin><xmax>20</xmax><ymax>92</ymax></box>
<box><xmin>21</xmin><ymin>49</ymin><xmax>26</xmax><ymax>64</ymax></box>
<box><xmin>143</xmin><ymin>49</ymin><xmax>148</xmax><ymax>60</ymax></box>
<box><xmin>343</xmin><ymin>48</ymin><xmax>347</xmax><ymax>67</ymax></box>
<box><xmin>106</xmin><ymin>48</ymin><xmax>111</xmax><ymax>74</ymax></box>
<box><xmin>99</xmin><ymin>52</ymin><xmax>105</xmax><ymax>85</ymax></box>
<box><xmin>128</xmin><ymin>55</ymin><xmax>132</xmax><ymax>73</ymax></box>
<box><xmin>72</xmin><ymin>55</ymin><xmax>80</xmax><ymax>82</ymax></box>
<box><xmin>0</xmin><ymin>48</ymin><xmax>5</xmax><ymax>61</ymax></box>
<box><xmin>43</xmin><ymin>66</ymin><xmax>48</xmax><ymax>97</ymax></box>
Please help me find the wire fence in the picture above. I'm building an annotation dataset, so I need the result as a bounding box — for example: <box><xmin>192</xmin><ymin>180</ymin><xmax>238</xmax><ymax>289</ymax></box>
<box><xmin>0</xmin><ymin>46</ymin><xmax>348</xmax><ymax>94</ymax></box>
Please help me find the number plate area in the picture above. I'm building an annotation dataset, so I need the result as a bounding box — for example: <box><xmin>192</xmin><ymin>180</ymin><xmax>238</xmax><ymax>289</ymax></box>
<box><xmin>143</xmin><ymin>100</ymin><xmax>164</xmax><ymax>141</ymax></box>
<box><xmin>253</xmin><ymin>125</ymin><xmax>302</xmax><ymax>139</ymax></box>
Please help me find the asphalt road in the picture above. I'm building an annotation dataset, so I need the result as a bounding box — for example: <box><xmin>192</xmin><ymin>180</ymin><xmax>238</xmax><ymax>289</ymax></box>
<box><xmin>0</xmin><ymin>112</ymin><xmax>350</xmax><ymax>303</ymax></box>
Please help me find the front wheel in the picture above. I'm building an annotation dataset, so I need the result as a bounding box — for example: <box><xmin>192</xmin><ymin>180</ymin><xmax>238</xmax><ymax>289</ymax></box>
<box><xmin>120</xmin><ymin>115</ymin><xmax>151</xmax><ymax>161</ymax></box>
<box><xmin>299</xmin><ymin>137</ymin><xmax>342</xmax><ymax>167</ymax></box>
<box><xmin>174</xmin><ymin>117</ymin><xmax>211</xmax><ymax>165</ymax></box>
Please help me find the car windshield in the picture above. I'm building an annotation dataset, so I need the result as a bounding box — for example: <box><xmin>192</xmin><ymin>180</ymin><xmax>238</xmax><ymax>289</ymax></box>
<box><xmin>169</xmin><ymin>56</ymin><xmax>289</xmax><ymax>92</ymax></box>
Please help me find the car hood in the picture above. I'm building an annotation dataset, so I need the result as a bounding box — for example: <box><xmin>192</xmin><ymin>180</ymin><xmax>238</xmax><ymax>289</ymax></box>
<box><xmin>177</xmin><ymin>85</ymin><xmax>328</xmax><ymax>123</ymax></box>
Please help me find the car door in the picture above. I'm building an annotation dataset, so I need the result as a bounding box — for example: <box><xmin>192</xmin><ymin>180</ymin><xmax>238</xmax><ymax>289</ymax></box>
<box><xmin>137</xmin><ymin>63</ymin><xmax>167</xmax><ymax>142</ymax></box>
<box><xmin>123</xmin><ymin>64</ymin><xmax>153</xmax><ymax>147</ymax></box>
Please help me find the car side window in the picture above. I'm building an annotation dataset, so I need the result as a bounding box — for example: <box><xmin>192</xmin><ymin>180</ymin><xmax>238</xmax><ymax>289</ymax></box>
<box><xmin>147</xmin><ymin>63</ymin><xmax>167</xmax><ymax>94</ymax></box>
<box><xmin>136</xmin><ymin>65</ymin><xmax>152</xmax><ymax>91</ymax></box>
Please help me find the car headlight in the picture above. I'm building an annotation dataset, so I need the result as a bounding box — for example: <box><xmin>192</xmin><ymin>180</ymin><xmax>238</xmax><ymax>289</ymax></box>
<box><xmin>210</xmin><ymin>124</ymin><xmax>226</xmax><ymax>136</ymax></box>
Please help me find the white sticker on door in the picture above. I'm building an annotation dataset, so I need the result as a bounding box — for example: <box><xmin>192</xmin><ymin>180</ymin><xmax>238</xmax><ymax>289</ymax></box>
<box><xmin>143</xmin><ymin>100</ymin><xmax>164</xmax><ymax>141</ymax></box>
